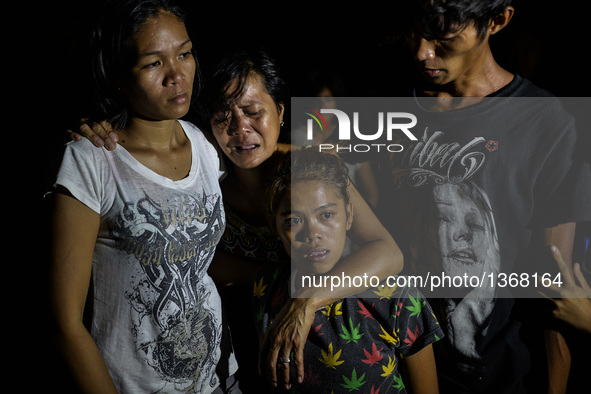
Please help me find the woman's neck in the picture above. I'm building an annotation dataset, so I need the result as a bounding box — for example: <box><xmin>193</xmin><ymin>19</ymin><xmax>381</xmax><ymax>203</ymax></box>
<box><xmin>224</xmin><ymin>148</ymin><xmax>286</xmax><ymax>191</ymax></box>
<box><xmin>117</xmin><ymin>117</ymin><xmax>192</xmax><ymax>181</ymax></box>
<box><xmin>228</xmin><ymin>162</ymin><xmax>266</xmax><ymax>185</ymax></box>
<box><xmin>120</xmin><ymin>117</ymin><xmax>182</xmax><ymax>151</ymax></box>
<box><xmin>221</xmin><ymin>159</ymin><xmax>274</xmax><ymax>225</ymax></box>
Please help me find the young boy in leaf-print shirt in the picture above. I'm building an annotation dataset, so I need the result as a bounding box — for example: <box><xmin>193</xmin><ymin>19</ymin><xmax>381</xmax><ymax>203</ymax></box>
<box><xmin>254</xmin><ymin>149</ymin><xmax>443</xmax><ymax>393</ymax></box>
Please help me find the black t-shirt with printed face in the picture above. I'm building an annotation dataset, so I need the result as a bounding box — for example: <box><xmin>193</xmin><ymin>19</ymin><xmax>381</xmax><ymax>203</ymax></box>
<box><xmin>363</xmin><ymin>76</ymin><xmax>591</xmax><ymax>393</ymax></box>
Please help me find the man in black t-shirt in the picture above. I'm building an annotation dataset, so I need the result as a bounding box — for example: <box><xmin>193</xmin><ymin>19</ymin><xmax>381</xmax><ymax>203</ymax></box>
<box><xmin>372</xmin><ymin>1</ymin><xmax>591</xmax><ymax>392</ymax></box>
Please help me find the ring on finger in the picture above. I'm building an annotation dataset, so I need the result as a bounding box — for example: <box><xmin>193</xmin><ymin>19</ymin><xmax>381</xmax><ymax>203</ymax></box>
<box><xmin>279</xmin><ymin>357</ymin><xmax>290</xmax><ymax>363</ymax></box>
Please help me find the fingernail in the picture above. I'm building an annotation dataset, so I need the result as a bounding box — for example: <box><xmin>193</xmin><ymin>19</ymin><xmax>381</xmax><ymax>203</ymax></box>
<box><xmin>550</xmin><ymin>245</ymin><xmax>557</xmax><ymax>253</ymax></box>
<box><xmin>298</xmin><ymin>377</ymin><xmax>303</xmax><ymax>384</ymax></box>
<box><xmin>106</xmin><ymin>141</ymin><xmax>116</xmax><ymax>150</ymax></box>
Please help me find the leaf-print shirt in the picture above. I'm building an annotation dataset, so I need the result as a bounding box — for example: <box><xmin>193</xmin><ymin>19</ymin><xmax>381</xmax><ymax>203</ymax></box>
<box><xmin>253</xmin><ymin>264</ymin><xmax>444</xmax><ymax>393</ymax></box>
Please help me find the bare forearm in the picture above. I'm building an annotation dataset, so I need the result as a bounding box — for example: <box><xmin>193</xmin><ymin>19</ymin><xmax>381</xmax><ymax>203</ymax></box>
<box><xmin>298</xmin><ymin>239</ymin><xmax>403</xmax><ymax>303</ymax></box>
<box><xmin>543</xmin><ymin>223</ymin><xmax>575</xmax><ymax>268</ymax></box>
<box><xmin>544</xmin><ymin>328</ymin><xmax>570</xmax><ymax>394</ymax></box>
<box><xmin>319</xmin><ymin>182</ymin><xmax>404</xmax><ymax>301</ymax></box>
<box><xmin>543</xmin><ymin>223</ymin><xmax>576</xmax><ymax>393</ymax></box>
<box><xmin>402</xmin><ymin>345</ymin><xmax>439</xmax><ymax>394</ymax></box>
<box><xmin>51</xmin><ymin>194</ymin><xmax>115</xmax><ymax>392</ymax></box>
<box><xmin>55</xmin><ymin>325</ymin><xmax>118</xmax><ymax>393</ymax></box>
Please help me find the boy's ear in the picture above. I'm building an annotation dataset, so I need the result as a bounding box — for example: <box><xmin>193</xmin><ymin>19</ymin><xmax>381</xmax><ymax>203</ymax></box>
<box><xmin>346</xmin><ymin>201</ymin><xmax>354</xmax><ymax>231</ymax></box>
<box><xmin>490</xmin><ymin>6</ymin><xmax>514</xmax><ymax>35</ymax></box>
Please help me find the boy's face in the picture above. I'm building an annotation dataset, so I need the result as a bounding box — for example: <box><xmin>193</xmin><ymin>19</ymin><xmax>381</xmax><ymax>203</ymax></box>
<box><xmin>407</xmin><ymin>22</ymin><xmax>491</xmax><ymax>87</ymax></box>
<box><xmin>275</xmin><ymin>180</ymin><xmax>352</xmax><ymax>275</ymax></box>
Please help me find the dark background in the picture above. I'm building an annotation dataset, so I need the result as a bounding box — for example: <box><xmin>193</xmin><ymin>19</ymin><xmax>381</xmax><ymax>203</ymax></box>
<box><xmin>32</xmin><ymin>0</ymin><xmax>590</xmax><ymax>198</ymax></box>
<box><xmin>22</xmin><ymin>0</ymin><xmax>589</xmax><ymax>390</ymax></box>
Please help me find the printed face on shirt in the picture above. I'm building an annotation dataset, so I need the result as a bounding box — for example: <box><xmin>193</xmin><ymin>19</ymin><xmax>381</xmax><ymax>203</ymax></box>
<box><xmin>431</xmin><ymin>183</ymin><xmax>496</xmax><ymax>279</ymax></box>
<box><xmin>121</xmin><ymin>12</ymin><xmax>195</xmax><ymax>121</ymax></box>
<box><xmin>275</xmin><ymin>180</ymin><xmax>352</xmax><ymax>276</ymax></box>
<box><xmin>210</xmin><ymin>73</ymin><xmax>284</xmax><ymax>170</ymax></box>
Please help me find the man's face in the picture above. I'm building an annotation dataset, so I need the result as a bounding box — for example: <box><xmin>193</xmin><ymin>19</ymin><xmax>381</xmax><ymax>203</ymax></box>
<box><xmin>407</xmin><ymin>22</ymin><xmax>491</xmax><ymax>86</ymax></box>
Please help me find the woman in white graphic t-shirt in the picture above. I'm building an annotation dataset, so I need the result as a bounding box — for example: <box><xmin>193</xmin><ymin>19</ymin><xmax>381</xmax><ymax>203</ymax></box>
<box><xmin>51</xmin><ymin>1</ymin><xmax>240</xmax><ymax>393</ymax></box>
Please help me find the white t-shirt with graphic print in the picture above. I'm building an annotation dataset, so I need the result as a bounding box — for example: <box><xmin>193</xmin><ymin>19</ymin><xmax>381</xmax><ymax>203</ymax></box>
<box><xmin>55</xmin><ymin>120</ymin><xmax>237</xmax><ymax>393</ymax></box>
